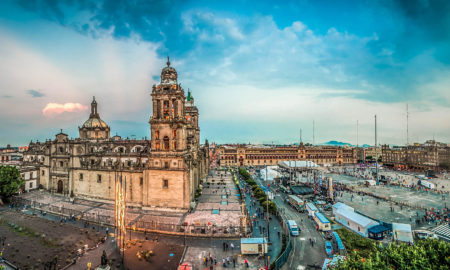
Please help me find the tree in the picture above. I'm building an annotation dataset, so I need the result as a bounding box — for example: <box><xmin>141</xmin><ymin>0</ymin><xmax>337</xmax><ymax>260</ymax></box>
<box><xmin>334</xmin><ymin>239</ymin><xmax>450</xmax><ymax>269</ymax></box>
<box><xmin>0</xmin><ymin>165</ymin><xmax>24</xmax><ymax>201</ymax></box>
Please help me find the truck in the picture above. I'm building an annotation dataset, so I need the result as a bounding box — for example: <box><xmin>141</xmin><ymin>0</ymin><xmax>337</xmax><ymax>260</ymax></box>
<box><xmin>288</xmin><ymin>195</ymin><xmax>305</xmax><ymax>212</ymax></box>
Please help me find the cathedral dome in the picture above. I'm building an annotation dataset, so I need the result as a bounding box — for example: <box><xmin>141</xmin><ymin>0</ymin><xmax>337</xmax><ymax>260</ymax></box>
<box><xmin>82</xmin><ymin>117</ymin><xmax>108</xmax><ymax>129</ymax></box>
<box><xmin>161</xmin><ymin>57</ymin><xmax>177</xmax><ymax>84</ymax></box>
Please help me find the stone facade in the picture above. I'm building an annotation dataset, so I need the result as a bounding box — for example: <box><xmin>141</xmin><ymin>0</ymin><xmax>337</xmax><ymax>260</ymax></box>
<box><xmin>218</xmin><ymin>142</ymin><xmax>356</xmax><ymax>167</ymax></box>
<box><xmin>23</xmin><ymin>59</ymin><xmax>209</xmax><ymax>211</ymax></box>
<box><xmin>382</xmin><ymin>140</ymin><xmax>450</xmax><ymax>171</ymax></box>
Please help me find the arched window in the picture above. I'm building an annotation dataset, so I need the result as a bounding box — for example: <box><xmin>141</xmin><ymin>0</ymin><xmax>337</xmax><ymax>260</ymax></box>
<box><xmin>155</xmin><ymin>130</ymin><xmax>160</xmax><ymax>140</ymax></box>
<box><xmin>163</xmin><ymin>136</ymin><xmax>170</xmax><ymax>151</ymax></box>
<box><xmin>173</xmin><ymin>129</ymin><xmax>177</xmax><ymax>138</ymax></box>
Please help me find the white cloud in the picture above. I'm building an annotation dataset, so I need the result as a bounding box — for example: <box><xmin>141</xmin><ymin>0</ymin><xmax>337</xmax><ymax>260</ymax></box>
<box><xmin>42</xmin><ymin>103</ymin><xmax>88</xmax><ymax>116</ymax></box>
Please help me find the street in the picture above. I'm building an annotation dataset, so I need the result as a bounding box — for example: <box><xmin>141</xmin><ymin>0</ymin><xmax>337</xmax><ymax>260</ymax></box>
<box><xmin>253</xmin><ymin>174</ymin><xmax>327</xmax><ymax>270</ymax></box>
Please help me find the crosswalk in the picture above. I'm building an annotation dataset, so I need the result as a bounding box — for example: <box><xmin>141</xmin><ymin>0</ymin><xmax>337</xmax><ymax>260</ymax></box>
<box><xmin>431</xmin><ymin>223</ymin><xmax>450</xmax><ymax>241</ymax></box>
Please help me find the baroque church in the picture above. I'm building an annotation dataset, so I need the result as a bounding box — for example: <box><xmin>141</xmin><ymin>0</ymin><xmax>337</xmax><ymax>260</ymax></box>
<box><xmin>23</xmin><ymin>59</ymin><xmax>209</xmax><ymax>210</ymax></box>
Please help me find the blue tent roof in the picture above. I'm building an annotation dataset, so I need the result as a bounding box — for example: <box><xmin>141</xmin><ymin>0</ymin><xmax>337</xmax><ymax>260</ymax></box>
<box><xmin>314</xmin><ymin>212</ymin><xmax>330</xmax><ymax>224</ymax></box>
<box><xmin>332</xmin><ymin>232</ymin><xmax>345</xmax><ymax>250</ymax></box>
<box><xmin>241</xmin><ymin>238</ymin><xmax>267</xmax><ymax>244</ymax></box>
<box><xmin>368</xmin><ymin>224</ymin><xmax>390</xmax><ymax>234</ymax></box>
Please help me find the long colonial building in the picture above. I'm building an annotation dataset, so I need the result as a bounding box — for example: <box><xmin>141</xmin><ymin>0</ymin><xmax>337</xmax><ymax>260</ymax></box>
<box><xmin>218</xmin><ymin>143</ymin><xmax>357</xmax><ymax>167</ymax></box>
<box><xmin>23</xmin><ymin>59</ymin><xmax>209</xmax><ymax>210</ymax></box>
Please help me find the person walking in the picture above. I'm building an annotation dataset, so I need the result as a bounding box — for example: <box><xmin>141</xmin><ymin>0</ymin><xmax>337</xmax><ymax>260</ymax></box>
<box><xmin>222</xmin><ymin>258</ymin><xmax>226</xmax><ymax>267</ymax></box>
<box><xmin>244</xmin><ymin>258</ymin><xmax>249</xmax><ymax>268</ymax></box>
<box><xmin>230</xmin><ymin>243</ymin><xmax>234</xmax><ymax>250</ymax></box>
<box><xmin>233</xmin><ymin>257</ymin><xmax>236</xmax><ymax>268</ymax></box>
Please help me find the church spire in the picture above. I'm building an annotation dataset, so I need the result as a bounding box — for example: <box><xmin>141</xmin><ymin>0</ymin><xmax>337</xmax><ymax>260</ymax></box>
<box><xmin>90</xmin><ymin>96</ymin><xmax>98</xmax><ymax>117</ymax></box>
<box><xmin>167</xmin><ymin>56</ymin><xmax>170</xmax><ymax>67</ymax></box>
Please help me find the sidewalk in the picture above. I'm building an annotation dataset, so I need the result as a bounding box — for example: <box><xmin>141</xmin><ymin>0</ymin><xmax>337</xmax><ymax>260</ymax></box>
<box><xmin>237</xmin><ymin>173</ymin><xmax>283</xmax><ymax>265</ymax></box>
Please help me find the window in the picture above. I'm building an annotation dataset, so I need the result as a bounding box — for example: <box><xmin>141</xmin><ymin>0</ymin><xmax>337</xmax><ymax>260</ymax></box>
<box><xmin>59</xmin><ymin>161</ymin><xmax>64</xmax><ymax>167</ymax></box>
<box><xmin>173</xmin><ymin>141</ymin><xmax>177</xmax><ymax>150</ymax></box>
<box><xmin>140</xmin><ymin>177</ymin><xmax>143</xmax><ymax>186</ymax></box>
<box><xmin>163</xmin><ymin>136</ymin><xmax>169</xmax><ymax>151</ymax></box>
<box><xmin>163</xmin><ymin>179</ymin><xmax>168</xmax><ymax>189</ymax></box>
<box><xmin>97</xmin><ymin>174</ymin><xmax>102</xmax><ymax>183</ymax></box>
<box><xmin>173</xmin><ymin>129</ymin><xmax>177</xmax><ymax>138</ymax></box>
<box><xmin>59</xmin><ymin>146</ymin><xmax>64</xmax><ymax>153</ymax></box>
<box><xmin>41</xmin><ymin>170</ymin><xmax>45</xmax><ymax>176</ymax></box>
<box><xmin>79</xmin><ymin>173</ymin><xmax>83</xmax><ymax>181</ymax></box>
<box><xmin>358</xmin><ymin>226</ymin><xmax>360</xmax><ymax>232</ymax></box>
<box><xmin>164</xmin><ymin>162</ymin><xmax>169</xmax><ymax>169</ymax></box>
<box><xmin>155</xmin><ymin>130</ymin><xmax>160</xmax><ymax>139</ymax></box>
<box><xmin>29</xmin><ymin>182</ymin><xmax>33</xmax><ymax>188</ymax></box>
<box><xmin>156</xmin><ymin>142</ymin><xmax>160</xmax><ymax>150</ymax></box>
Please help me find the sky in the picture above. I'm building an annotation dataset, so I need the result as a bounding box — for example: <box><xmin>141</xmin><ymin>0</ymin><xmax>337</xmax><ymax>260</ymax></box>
<box><xmin>0</xmin><ymin>0</ymin><xmax>449</xmax><ymax>146</ymax></box>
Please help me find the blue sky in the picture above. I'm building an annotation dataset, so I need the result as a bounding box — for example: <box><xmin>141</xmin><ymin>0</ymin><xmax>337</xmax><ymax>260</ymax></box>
<box><xmin>0</xmin><ymin>0</ymin><xmax>449</xmax><ymax>146</ymax></box>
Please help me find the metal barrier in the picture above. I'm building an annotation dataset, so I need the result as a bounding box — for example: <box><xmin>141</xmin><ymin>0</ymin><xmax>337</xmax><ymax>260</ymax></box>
<box><xmin>11</xmin><ymin>196</ymin><xmax>244</xmax><ymax>237</ymax></box>
<box><xmin>271</xmin><ymin>214</ymin><xmax>293</xmax><ymax>270</ymax></box>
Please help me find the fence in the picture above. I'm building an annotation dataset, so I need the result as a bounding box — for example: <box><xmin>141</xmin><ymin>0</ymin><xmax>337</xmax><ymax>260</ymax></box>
<box><xmin>11</xmin><ymin>196</ymin><xmax>245</xmax><ymax>238</ymax></box>
<box><xmin>271</xmin><ymin>213</ymin><xmax>293</xmax><ymax>270</ymax></box>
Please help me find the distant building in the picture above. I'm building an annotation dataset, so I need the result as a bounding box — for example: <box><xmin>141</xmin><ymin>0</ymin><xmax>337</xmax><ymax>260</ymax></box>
<box><xmin>0</xmin><ymin>144</ymin><xmax>23</xmax><ymax>165</ymax></box>
<box><xmin>356</xmin><ymin>146</ymin><xmax>382</xmax><ymax>162</ymax></box>
<box><xmin>218</xmin><ymin>142</ymin><xmax>357</xmax><ymax>167</ymax></box>
<box><xmin>382</xmin><ymin>140</ymin><xmax>450</xmax><ymax>171</ymax></box>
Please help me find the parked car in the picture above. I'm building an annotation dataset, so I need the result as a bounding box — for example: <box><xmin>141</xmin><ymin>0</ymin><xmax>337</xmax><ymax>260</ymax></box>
<box><xmin>325</xmin><ymin>241</ymin><xmax>333</xmax><ymax>257</ymax></box>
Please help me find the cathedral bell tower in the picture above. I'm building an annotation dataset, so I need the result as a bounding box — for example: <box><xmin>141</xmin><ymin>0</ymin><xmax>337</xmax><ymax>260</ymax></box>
<box><xmin>149</xmin><ymin>57</ymin><xmax>187</xmax><ymax>153</ymax></box>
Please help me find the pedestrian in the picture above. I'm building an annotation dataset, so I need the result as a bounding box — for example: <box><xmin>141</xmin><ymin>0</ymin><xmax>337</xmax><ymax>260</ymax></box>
<box><xmin>203</xmin><ymin>256</ymin><xmax>206</xmax><ymax>265</ymax></box>
<box><xmin>210</xmin><ymin>255</ymin><xmax>213</xmax><ymax>265</ymax></box>
<box><xmin>230</xmin><ymin>243</ymin><xmax>234</xmax><ymax>250</ymax></box>
<box><xmin>223</xmin><ymin>242</ymin><xmax>226</xmax><ymax>251</ymax></box>
<box><xmin>227</xmin><ymin>256</ymin><xmax>230</xmax><ymax>265</ymax></box>
<box><xmin>226</xmin><ymin>243</ymin><xmax>229</xmax><ymax>251</ymax></box>
<box><xmin>244</xmin><ymin>258</ymin><xmax>249</xmax><ymax>268</ymax></box>
<box><xmin>223</xmin><ymin>258</ymin><xmax>226</xmax><ymax>267</ymax></box>
<box><xmin>233</xmin><ymin>257</ymin><xmax>236</xmax><ymax>268</ymax></box>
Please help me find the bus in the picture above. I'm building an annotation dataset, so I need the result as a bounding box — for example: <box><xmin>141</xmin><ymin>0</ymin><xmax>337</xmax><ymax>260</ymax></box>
<box><xmin>287</xmin><ymin>220</ymin><xmax>300</xmax><ymax>236</ymax></box>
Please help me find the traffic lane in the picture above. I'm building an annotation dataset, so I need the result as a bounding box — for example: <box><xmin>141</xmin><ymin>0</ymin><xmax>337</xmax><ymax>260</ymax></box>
<box><xmin>274</xmin><ymin>195</ymin><xmax>327</xmax><ymax>269</ymax></box>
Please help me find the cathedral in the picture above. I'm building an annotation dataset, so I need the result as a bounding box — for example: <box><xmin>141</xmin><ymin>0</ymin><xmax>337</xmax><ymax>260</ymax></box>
<box><xmin>23</xmin><ymin>59</ymin><xmax>209</xmax><ymax>210</ymax></box>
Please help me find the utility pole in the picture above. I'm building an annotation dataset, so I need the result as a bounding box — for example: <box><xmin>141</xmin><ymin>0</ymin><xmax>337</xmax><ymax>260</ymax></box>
<box><xmin>375</xmin><ymin>115</ymin><xmax>379</xmax><ymax>185</ymax></box>
<box><xmin>313</xmin><ymin>120</ymin><xmax>315</xmax><ymax>145</ymax></box>
<box><xmin>406</xmin><ymin>103</ymin><xmax>409</xmax><ymax>146</ymax></box>
<box><xmin>357</xmin><ymin>120</ymin><xmax>359</xmax><ymax>147</ymax></box>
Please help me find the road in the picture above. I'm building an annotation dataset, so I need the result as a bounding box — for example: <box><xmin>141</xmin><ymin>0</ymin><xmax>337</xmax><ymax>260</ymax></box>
<box><xmin>253</xmin><ymin>175</ymin><xmax>327</xmax><ymax>270</ymax></box>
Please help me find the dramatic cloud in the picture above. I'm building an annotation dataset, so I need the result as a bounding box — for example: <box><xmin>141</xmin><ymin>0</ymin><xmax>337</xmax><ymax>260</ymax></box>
<box><xmin>27</xmin><ymin>89</ymin><xmax>45</xmax><ymax>97</ymax></box>
<box><xmin>1</xmin><ymin>0</ymin><xmax>449</xmax><ymax>145</ymax></box>
<box><xmin>42</xmin><ymin>102</ymin><xmax>88</xmax><ymax>116</ymax></box>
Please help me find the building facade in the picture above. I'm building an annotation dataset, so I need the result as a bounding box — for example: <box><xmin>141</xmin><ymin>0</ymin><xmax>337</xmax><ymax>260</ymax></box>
<box><xmin>23</xmin><ymin>59</ymin><xmax>209</xmax><ymax>210</ymax></box>
<box><xmin>218</xmin><ymin>143</ymin><xmax>356</xmax><ymax>167</ymax></box>
<box><xmin>382</xmin><ymin>140</ymin><xmax>450</xmax><ymax>171</ymax></box>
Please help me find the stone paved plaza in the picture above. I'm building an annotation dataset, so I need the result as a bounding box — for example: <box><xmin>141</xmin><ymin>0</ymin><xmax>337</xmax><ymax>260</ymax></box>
<box><xmin>183</xmin><ymin>171</ymin><xmax>243</xmax><ymax>230</ymax></box>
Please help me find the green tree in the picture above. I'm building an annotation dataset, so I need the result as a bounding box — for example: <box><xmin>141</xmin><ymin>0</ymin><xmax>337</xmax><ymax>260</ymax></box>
<box><xmin>334</xmin><ymin>239</ymin><xmax>450</xmax><ymax>269</ymax></box>
<box><xmin>0</xmin><ymin>165</ymin><xmax>24</xmax><ymax>201</ymax></box>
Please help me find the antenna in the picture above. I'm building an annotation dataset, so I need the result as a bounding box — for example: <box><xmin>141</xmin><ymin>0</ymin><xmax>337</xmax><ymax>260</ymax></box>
<box><xmin>375</xmin><ymin>115</ymin><xmax>378</xmax><ymax>184</ymax></box>
<box><xmin>357</xmin><ymin>120</ymin><xmax>359</xmax><ymax>147</ymax></box>
<box><xmin>313</xmin><ymin>120</ymin><xmax>315</xmax><ymax>145</ymax></box>
<box><xmin>406</xmin><ymin>103</ymin><xmax>409</xmax><ymax>146</ymax></box>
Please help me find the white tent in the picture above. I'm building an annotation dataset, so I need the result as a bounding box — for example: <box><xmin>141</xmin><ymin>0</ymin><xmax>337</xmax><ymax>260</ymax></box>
<box><xmin>392</xmin><ymin>223</ymin><xmax>413</xmax><ymax>243</ymax></box>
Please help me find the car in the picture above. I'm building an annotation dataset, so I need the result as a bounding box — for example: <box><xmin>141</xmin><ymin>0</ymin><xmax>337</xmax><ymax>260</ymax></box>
<box><xmin>325</xmin><ymin>241</ymin><xmax>333</xmax><ymax>257</ymax></box>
